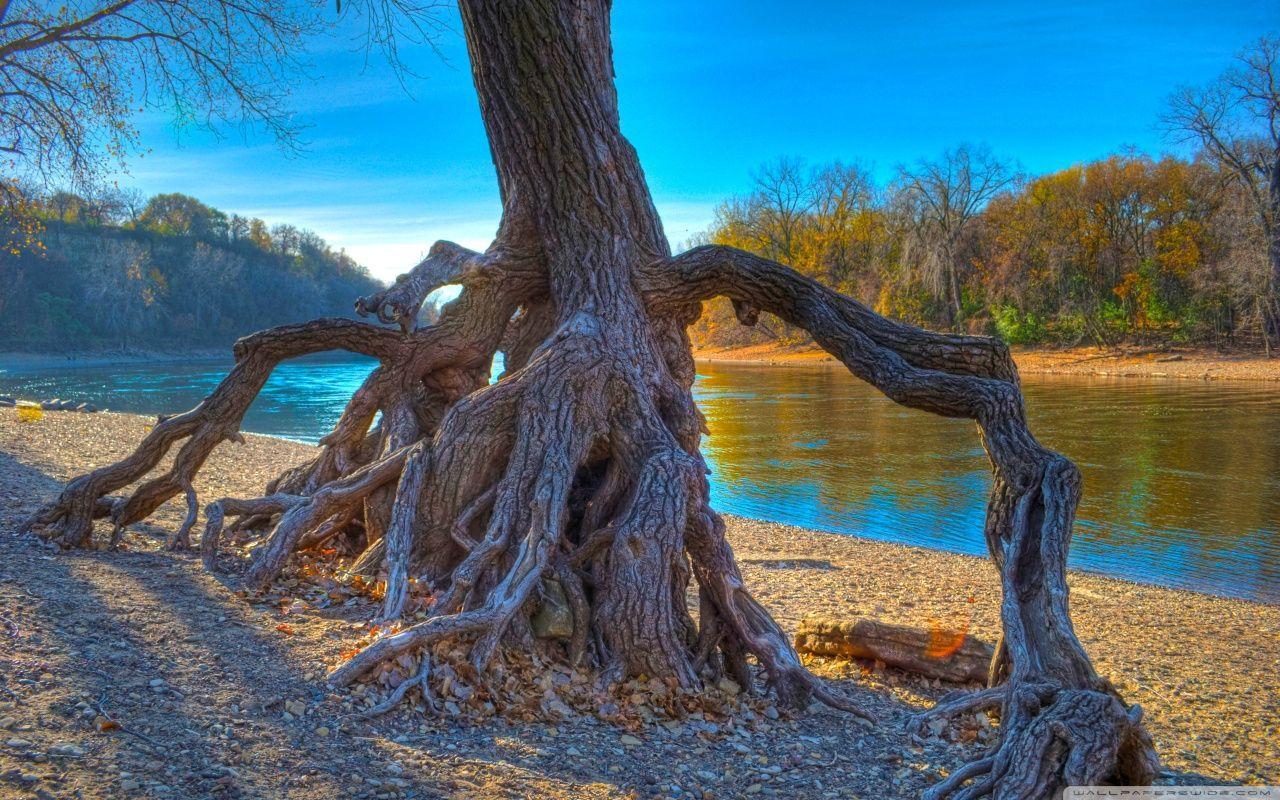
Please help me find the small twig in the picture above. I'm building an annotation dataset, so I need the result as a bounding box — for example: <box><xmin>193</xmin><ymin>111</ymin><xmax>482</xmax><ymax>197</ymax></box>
<box><xmin>83</xmin><ymin>668</ymin><xmax>163</xmax><ymax>750</ymax></box>
<box><xmin>355</xmin><ymin>658</ymin><xmax>435</xmax><ymax>718</ymax></box>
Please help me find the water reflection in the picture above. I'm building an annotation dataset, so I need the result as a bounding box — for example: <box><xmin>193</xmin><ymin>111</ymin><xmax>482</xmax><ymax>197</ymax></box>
<box><xmin>3</xmin><ymin>355</ymin><xmax>1276</xmax><ymax>602</ymax></box>
<box><xmin>693</xmin><ymin>361</ymin><xmax>1280</xmax><ymax>604</ymax></box>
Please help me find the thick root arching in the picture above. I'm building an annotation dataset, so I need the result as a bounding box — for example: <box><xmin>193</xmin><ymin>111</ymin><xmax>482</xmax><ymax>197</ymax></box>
<box><xmin>25</xmin><ymin>235</ymin><xmax>1158</xmax><ymax>800</ymax></box>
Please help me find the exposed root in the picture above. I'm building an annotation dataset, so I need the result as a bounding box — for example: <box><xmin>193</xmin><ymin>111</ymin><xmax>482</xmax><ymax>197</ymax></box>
<box><xmin>201</xmin><ymin>493</ymin><xmax>304</xmax><ymax>571</ymax></box>
<box><xmin>243</xmin><ymin>447</ymin><xmax>411</xmax><ymax>592</ymax></box>
<box><xmin>29</xmin><ymin>231</ymin><xmax>1158</xmax><ymax>800</ymax></box>
<box><xmin>907</xmin><ymin>686</ymin><xmax>1007</xmax><ymax>739</ymax></box>
<box><xmin>24</xmin><ymin>319</ymin><xmax>406</xmax><ymax>549</ymax></box>
<box><xmin>923</xmin><ymin>687</ymin><xmax>1152</xmax><ymax>800</ymax></box>
<box><xmin>357</xmin><ymin>658</ymin><xmax>436</xmax><ymax>718</ymax></box>
<box><xmin>651</xmin><ymin>244</ymin><xmax>1159</xmax><ymax>797</ymax></box>
<box><xmin>164</xmin><ymin>482</ymin><xmax>199</xmax><ymax>551</ymax></box>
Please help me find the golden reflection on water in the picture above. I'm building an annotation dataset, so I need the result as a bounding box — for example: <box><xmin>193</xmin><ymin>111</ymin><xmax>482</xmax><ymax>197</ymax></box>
<box><xmin>693</xmin><ymin>361</ymin><xmax>1280</xmax><ymax>603</ymax></box>
<box><xmin>4</xmin><ymin>354</ymin><xmax>1276</xmax><ymax>603</ymax></box>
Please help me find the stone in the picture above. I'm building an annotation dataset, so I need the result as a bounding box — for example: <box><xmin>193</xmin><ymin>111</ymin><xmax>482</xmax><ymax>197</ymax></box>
<box><xmin>531</xmin><ymin>578</ymin><xmax>573</xmax><ymax>639</ymax></box>
<box><xmin>619</xmin><ymin>734</ymin><xmax>642</xmax><ymax>747</ymax></box>
<box><xmin>716</xmin><ymin>678</ymin><xmax>741</xmax><ymax>696</ymax></box>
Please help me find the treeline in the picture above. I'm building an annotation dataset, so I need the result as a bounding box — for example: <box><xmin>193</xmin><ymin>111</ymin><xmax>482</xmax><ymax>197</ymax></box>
<box><xmin>692</xmin><ymin>38</ymin><xmax>1279</xmax><ymax>352</ymax></box>
<box><xmin>0</xmin><ymin>189</ymin><xmax>383</xmax><ymax>351</ymax></box>
<box><xmin>690</xmin><ymin>147</ymin><xmax>1272</xmax><ymax>351</ymax></box>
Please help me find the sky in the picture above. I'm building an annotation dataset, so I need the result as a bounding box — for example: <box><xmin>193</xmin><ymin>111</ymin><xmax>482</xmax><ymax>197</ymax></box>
<box><xmin>119</xmin><ymin>0</ymin><xmax>1276</xmax><ymax>282</ymax></box>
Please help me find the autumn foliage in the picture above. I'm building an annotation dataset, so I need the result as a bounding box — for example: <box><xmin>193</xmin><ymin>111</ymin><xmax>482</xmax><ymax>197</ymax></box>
<box><xmin>692</xmin><ymin>150</ymin><xmax>1272</xmax><ymax>350</ymax></box>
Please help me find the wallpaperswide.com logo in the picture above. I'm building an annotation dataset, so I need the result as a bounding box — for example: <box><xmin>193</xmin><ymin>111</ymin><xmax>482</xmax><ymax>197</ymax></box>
<box><xmin>1065</xmin><ymin>789</ymin><xmax>1279</xmax><ymax>799</ymax></box>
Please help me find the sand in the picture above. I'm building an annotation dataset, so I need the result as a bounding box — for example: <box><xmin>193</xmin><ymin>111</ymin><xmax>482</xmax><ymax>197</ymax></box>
<box><xmin>1</xmin><ymin>409</ymin><xmax>1276</xmax><ymax>799</ymax></box>
<box><xmin>692</xmin><ymin>343</ymin><xmax>1280</xmax><ymax>382</ymax></box>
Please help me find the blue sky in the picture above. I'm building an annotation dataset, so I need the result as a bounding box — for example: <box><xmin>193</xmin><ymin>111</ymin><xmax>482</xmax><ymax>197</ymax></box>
<box><xmin>120</xmin><ymin>0</ymin><xmax>1276</xmax><ymax>281</ymax></box>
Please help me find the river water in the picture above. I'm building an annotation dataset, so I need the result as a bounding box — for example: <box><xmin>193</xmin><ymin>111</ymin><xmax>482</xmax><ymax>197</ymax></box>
<box><xmin>3</xmin><ymin>354</ymin><xmax>1277</xmax><ymax>603</ymax></box>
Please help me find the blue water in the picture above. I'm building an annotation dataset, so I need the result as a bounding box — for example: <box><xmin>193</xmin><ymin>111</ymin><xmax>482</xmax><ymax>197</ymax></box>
<box><xmin>3</xmin><ymin>353</ymin><xmax>1278</xmax><ymax>603</ymax></box>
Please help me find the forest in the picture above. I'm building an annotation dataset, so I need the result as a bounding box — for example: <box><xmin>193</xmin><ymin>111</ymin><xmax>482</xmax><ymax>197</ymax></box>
<box><xmin>0</xmin><ymin>189</ymin><xmax>382</xmax><ymax>351</ymax></box>
<box><xmin>691</xmin><ymin>146</ymin><xmax>1276</xmax><ymax>352</ymax></box>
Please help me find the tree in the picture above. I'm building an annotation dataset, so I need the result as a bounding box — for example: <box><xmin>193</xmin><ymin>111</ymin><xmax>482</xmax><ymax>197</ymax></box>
<box><xmin>0</xmin><ymin>0</ymin><xmax>314</xmax><ymax>201</ymax></box>
<box><xmin>897</xmin><ymin>144</ymin><xmax>1019</xmax><ymax>328</ymax></box>
<box><xmin>26</xmin><ymin>3</ymin><xmax>1158</xmax><ymax>799</ymax></box>
<box><xmin>1166</xmin><ymin>35</ymin><xmax>1280</xmax><ymax>345</ymax></box>
<box><xmin>138</xmin><ymin>193</ymin><xmax>221</xmax><ymax>238</ymax></box>
<box><xmin>81</xmin><ymin>238</ymin><xmax>161</xmax><ymax>349</ymax></box>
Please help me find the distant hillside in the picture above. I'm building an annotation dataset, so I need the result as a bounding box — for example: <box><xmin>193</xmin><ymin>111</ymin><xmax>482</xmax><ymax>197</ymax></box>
<box><xmin>0</xmin><ymin>191</ymin><xmax>383</xmax><ymax>352</ymax></box>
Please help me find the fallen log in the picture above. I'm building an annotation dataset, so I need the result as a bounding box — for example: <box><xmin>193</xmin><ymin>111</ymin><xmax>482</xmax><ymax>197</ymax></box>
<box><xmin>794</xmin><ymin>618</ymin><xmax>993</xmax><ymax>683</ymax></box>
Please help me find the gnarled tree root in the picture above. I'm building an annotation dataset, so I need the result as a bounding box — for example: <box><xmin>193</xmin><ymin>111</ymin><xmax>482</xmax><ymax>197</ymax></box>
<box><xmin>26</xmin><ymin>236</ymin><xmax>1159</xmax><ymax>800</ymax></box>
<box><xmin>648</xmin><ymin>245</ymin><xmax>1160</xmax><ymax>798</ymax></box>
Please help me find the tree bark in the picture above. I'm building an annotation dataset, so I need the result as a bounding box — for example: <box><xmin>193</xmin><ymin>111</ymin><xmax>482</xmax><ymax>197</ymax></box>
<box><xmin>24</xmin><ymin>2</ymin><xmax>1158</xmax><ymax>797</ymax></box>
<box><xmin>794</xmin><ymin>618</ymin><xmax>993</xmax><ymax>684</ymax></box>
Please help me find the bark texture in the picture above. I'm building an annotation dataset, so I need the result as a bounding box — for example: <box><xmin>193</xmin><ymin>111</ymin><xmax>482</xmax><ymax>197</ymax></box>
<box><xmin>794</xmin><ymin>618</ymin><xmax>993</xmax><ymax>684</ymax></box>
<box><xmin>24</xmin><ymin>2</ymin><xmax>1158</xmax><ymax>797</ymax></box>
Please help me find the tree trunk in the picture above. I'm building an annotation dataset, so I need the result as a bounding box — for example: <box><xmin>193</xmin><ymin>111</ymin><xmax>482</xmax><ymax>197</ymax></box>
<box><xmin>1266</xmin><ymin>145</ymin><xmax>1280</xmax><ymax>346</ymax></box>
<box><xmin>795</xmin><ymin>617</ymin><xmax>994</xmax><ymax>683</ymax></box>
<box><xmin>24</xmin><ymin>2</ymin><xmax>1158</xmax><ymax>797</ymax></box>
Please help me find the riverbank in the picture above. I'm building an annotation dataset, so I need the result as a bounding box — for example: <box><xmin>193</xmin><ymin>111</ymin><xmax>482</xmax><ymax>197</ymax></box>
<box><xmin>1</xmin><ymin>409</ymin><xmax>1277</xmax><ymax>798</ymax></box>
<box><xmin>693</xmin><ymin>342</ymin><xmax>1280</xmax><ymax>382</ymax></box>
<box><xmin>1</xmin><ymin>349</ymin><xmax>228</xmax><ymax>373</ymax></box>
<box><xmin>8</xmin><ymin>342</ymin><xmax>1278</xmax><ymax>382</ymax></box>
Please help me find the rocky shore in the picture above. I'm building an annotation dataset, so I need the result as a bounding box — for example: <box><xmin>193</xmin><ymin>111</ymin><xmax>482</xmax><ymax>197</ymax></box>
<box><xmin>692</xmin><ymin>343</ymin><xmax>1280</xmax><ymax>382</ymax></box>
<box><xmin>1</xmin><ymin>409</ymin><xmax>1276</xmax><ymax>799</ymax></box>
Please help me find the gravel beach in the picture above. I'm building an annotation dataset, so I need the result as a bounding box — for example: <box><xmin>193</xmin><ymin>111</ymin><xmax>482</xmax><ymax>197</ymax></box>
<box><xmin>1</xmin><ymin>408</ymin><xmax>1277</xmax><ymax>799</ymax></box>
<box><xmin>692</xmin><ymin>343</ymin><xmax>1280</xmax><ymax>382</ymax></box>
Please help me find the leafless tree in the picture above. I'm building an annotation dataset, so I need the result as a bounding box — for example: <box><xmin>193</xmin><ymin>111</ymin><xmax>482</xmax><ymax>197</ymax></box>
<box><xmin>750</xmin><ymin>157</ymin><xmax>813</xmax><ymax>262</ymax></box>
<box><xmin>897</xmin><ymin>144</ymin><xmax>1019</xmax><ymax>327</ymax></box>
<box><xmin>0</xmin><ymin>0</ymin><xmax>319</xmax><ymax>198</ymax></box>
<box><xmin>1166</xmin><ymin>35</ymin><xmax>1280</xmax><ymax>344</ymax></box>
<box><xmin>81</xmin><ymin>237</ymin><xmax>159</xmax><ymax>349</ymax></box>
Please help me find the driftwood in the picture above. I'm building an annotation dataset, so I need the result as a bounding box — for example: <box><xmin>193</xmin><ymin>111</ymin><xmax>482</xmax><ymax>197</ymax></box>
<box><xmin>795</xmin><ymin>618</ymin><xmax>993</xmax><ymax>683</ymax></box>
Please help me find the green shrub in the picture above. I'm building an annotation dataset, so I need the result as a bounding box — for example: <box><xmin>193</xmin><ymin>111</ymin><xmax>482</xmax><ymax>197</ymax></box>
<box><xmin>992</xmin><ymin>305</ymin><xmax>1048</xmax><ymax>345</ymax></box>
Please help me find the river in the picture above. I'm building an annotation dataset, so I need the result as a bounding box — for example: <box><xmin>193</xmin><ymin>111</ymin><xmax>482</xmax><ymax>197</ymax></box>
<box><xmin>3</xmin><ymin>353</ymin><xmax>1277</xmax><ymax>603</ymax></box>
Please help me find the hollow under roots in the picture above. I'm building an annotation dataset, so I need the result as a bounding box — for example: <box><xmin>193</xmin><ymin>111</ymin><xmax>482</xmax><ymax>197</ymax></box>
<box><xmin>24</xmin><ymin>240</ymin><xmax>1158</xmax><ymax>799</ymax></box>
